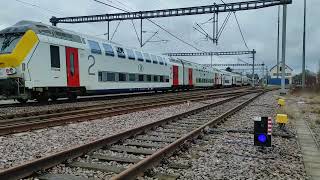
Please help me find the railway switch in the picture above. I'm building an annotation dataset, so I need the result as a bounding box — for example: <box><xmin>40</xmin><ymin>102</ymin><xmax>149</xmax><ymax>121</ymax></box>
<box><xmin>254</xmin><ymin>117</ymin><xmax>272</xmax><ymax>147</ymax></box>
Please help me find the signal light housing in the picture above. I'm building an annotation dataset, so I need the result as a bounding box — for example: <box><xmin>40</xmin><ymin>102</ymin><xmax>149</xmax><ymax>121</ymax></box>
<box><xmin>254</xmin><ymin>117</ymin><xmax>272</xmax><ymax>147</ymax></box>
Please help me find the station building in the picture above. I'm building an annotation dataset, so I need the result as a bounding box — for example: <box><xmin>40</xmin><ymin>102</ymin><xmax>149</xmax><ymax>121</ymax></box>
<box><xmin>269</xmin><ymin>63</ymin><xmax>293</xmax><ymax>85</ymax></box>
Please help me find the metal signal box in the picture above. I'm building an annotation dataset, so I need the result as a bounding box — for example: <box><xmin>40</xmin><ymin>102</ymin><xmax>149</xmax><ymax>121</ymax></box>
<box><xmin>254</xmin><ymin>117</ymin><xmax>272</xmax><ymax>147</ymax></box>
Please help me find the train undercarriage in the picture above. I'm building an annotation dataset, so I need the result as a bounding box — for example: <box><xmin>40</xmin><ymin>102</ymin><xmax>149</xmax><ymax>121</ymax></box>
<box><xmin>0</xmin><ymin>78</ymin><xmax>86</xmax><ymax>103</ymax></box>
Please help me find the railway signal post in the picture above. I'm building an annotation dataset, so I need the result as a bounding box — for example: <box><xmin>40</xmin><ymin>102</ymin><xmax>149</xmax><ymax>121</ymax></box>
<box><xmin>254</xmin><ymin>117</ymin><xmax>272</xmax><ymax>147</ymax></box>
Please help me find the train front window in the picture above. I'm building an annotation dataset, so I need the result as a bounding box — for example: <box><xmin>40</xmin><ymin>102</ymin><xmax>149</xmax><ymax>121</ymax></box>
<box><xmin>0</xmin><ymin>33</ymin><xmax>23</xmax><ymax>54</ymax></box>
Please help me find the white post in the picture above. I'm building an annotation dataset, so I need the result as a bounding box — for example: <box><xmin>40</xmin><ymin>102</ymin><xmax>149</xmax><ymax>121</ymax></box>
<box><xmin>281</xmin><ymin>4</ymin><xmax>287</xmax><ymax>94</ymax></box>
<box><xmin>302</xmin><ymin>0</ymin><xmax>306</xmax><ymax>88</ymax></box>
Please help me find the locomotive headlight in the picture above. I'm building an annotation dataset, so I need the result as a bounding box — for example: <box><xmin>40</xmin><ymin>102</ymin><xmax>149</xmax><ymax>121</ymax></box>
<box><xmin>5</xmin><ymin>67</ymin><xmax>17</xmax><ymax>75</ymax></box>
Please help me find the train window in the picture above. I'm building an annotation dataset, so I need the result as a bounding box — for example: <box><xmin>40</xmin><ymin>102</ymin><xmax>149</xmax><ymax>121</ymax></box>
<box><xmin>102</xmin><ymin>43</ymin><xmax>114</xmax><ymax>56</ymax></box>
<box><xmin>147</xmin><ymin>75</ymin><xmax>152</xmax><ymax>82</ymax></box>
<box><xmin>50</xmin><ymin>45</ymin><xmax>60</xmax><ymax>68</ymax></box>
<box><xmin>70</xmin><ymin>53</ymin><xmax>75</xmax><ymax>76</ymax></box>
<box><xmin>98</xmin><ymin>72</ymin><xmax>103</xmax><ymax>82</ymax></box>
<box><xmin>88</xmin><ymin>40</ymin><xmax>102</xmax><ymax>54</ymax></box>
<box><xmin>135</xmin><ymin>51</ymin><xmax>144</xmax><ymax>61</ymax></box>
<box><xmin>82</xmin><ymin>38</ymin><xmax>86</xmax><ymax>44</ymax></box>
<box><xmin>151</xmin><ymin>55</ymin><xmax>158</xmax><ymax>64</ymax></box>
<box><xmin>154</xmin><ymin>75</ymin><xmax>158</xmax><ymax>82</ymax></box>
<box><xmin>160</xmin><ymin>76</ymin><xmax>164</xmax><ymax>82</ymax></box>
<box><xmin>138</xmin><ymin>74</ymin><xmax>144</xmax><ymax>82</ymax></box>
<box><xmin>116</xmin><ymin>47</ymin><xmax>126</xmax><ymax>58</ymax></box>
<box><xmin>119</xmin><ymin>73</ymin><xmax>127</xmax><ymax>81</ymax></box>
<box><xmin>107</xmin><ymin>72</ymin><xmax>116</xmax><ymax>81</ymax></box>
<box><xmin>129</xmin><ymin>74</ymin><xmax>136</xmax><ymax>81</ymax></box>
<box><xmin>143</xmin><ymin>53</ymin><xmax>151</xmax><ymax>63</ymax></box>
<box><xmin>165</xmin><ymin>76</ymin><xmax>170</xmax><ymax>82</ymax></box>
<box><xmin>126</xmin><ymin>49</ymin><xmax>136</xmax><ymax>60</ymax></box>
<box><xmin>39</xmin><ymin>29</ymin><xmax>54</xmax><ymax>37</ymax></box>
<box><xmin>158</xmin><ymin>57</ymin><xmax>164</xmax><ymax>65</ymax></box>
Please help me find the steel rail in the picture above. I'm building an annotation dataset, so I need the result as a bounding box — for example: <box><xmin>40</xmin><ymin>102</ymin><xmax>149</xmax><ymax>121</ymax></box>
<box><xmin>0</xmin><ymin>90</ymin><xmax>256</xmax><ymax>136</ymax></box>
<box><xmin>112</xmin><ymin>91</ymin><xmax>265</xmax><ymax>179</ymax></box>
<box><xmin>0</xmin><ymin>87</ymin><xmax>247</xmax><ymax>109</ymax></box>
<box><xmin>0</xmin><ymin>87</ymin><xmax>249</xmax><ymax>119</ymax></box>
<box><xmin>0</xmin><ymin>90</ymin><xmax>263</xmax><ymax>180</ymax></box>
<box><xmin>0</xmin><ymin>89</ymin><xmax>249</xmax><ymax>122</ymax></box>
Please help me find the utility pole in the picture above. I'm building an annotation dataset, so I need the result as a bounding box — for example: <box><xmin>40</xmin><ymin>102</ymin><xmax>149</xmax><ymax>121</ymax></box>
<box><xmin>107</xmin><ymin>21</ymin><xmax>110</xmax><ymax>41</ymax></box>
<box><xmin>277</xmin><ymin>6</ymin><xmax>280</xmax><ymax>79</ymax></box>
<box><xmin>281</xmin><ymin>4</ymin><xmax>287</xmax><ymax>94</ymax></box>
<box><xmin>302</xmin><ymin>0</ymin><xmax>306</xmax><ymax>88</ymax></box>
<box><xmin>140</xmin><ymin>18</ymin><xmax>143</xmax><ymax>47</ymax></box>
<box><xmin>252</xmin><ymin>49</ymin><xmax>256</xmax><ymax>87</ymax></box>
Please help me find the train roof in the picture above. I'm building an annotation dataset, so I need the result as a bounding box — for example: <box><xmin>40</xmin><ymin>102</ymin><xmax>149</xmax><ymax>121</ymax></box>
<box><xmin>0</xmin><ymin>21</ymin><xmax>222</xmax><ymax>71</ymax></box>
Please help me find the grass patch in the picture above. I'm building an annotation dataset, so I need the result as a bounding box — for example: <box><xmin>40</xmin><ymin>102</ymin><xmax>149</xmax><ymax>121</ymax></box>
<box><xmin>311</xmin><ymin>108</ymin><xmax>320</xmax><ymax>114</ymax></box>
<box><xmin>282</xmin><ymin>106</ymin><xmax>299</xmax><ymax>120</ymax></box>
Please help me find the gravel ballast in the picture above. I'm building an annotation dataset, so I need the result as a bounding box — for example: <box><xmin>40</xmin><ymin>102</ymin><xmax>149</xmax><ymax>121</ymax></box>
<box><xmin>37</xmin><ymin>94</ymin><xmax>257</xmax><ymax>179</ymax></box>
<box><xmin>150</xmin><ymin>90</ymin><xmax>307</xmax><ymax>180</ymax></box>
<box><xmin>0</xmin><ymin>98</ymin><xmax>227</xmax><ymax>170</ymax></box>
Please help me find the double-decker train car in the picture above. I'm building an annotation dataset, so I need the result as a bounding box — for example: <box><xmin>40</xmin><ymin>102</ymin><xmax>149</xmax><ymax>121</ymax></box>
<box><xmin>0</xmin><ymin>21</ymin><xmax>249</xmax><ymax>103</ymax></box>
<box><xmin>220</xmin><ymin>70</ymin><xmax>233</xmax><ymax>87</ymax></box>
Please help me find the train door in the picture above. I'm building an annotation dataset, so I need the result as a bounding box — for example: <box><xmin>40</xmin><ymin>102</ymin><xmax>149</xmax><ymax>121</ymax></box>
<box><xmin>188</xmin><ymin>68</ymin><xmax>193</xmax><ymax>86</ymax></box>
<box><xmin>173</xmin><ymin>65</ymin><xmax>179</xmax><ymax>86</ymax></box>
<box><xmin>215</xmin><ymin>73</ymin><xmax>218</xmax><ymax>85</ymax></box>
<box><xmin>66</xmin><ymin>47</ymin><xmax>80</xmax><ymax>87</ymax></box>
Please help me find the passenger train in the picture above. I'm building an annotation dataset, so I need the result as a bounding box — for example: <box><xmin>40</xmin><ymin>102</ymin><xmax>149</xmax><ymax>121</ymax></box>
<box><xmin>0</xmin><ymin>21</ymin><xmax>250</xmax><ymax>103</ymax></box>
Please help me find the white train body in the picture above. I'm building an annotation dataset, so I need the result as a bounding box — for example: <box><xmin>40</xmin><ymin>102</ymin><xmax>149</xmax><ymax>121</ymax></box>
<box><xmin>0</xmin><ymin>21</ymin><xmax>249</xmax><ymax>102</ymax></box>
<box><xmin>221</xmin><ymin>70</ymin><xmax>233</xmax><ymax>87</ymax></box>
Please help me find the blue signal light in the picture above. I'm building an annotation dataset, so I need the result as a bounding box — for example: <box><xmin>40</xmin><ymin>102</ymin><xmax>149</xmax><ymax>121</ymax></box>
<box><xmin>258</xmin><ymin>134</ymin><xmax>267</xmax><ymax>143</ymax></box>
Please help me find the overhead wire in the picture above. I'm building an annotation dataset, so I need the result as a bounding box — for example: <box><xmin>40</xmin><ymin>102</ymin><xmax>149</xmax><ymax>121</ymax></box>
<box><xmin>15</xmin><ymin>0</ymin><xmax>65</xmax><ymax>16</ymax></box>
<box><xmin>217</xmin><ymin>12</ymin><xmax>232</xmax><ymax>39</ymax></box>
<box><xmin>233</xmin><ymin>12</ymin><xmax>250</xmax><ymax>51</ymax></box>
<box><xmin>131</xmin><ymin>20</ymin><xmax>141</xmax><ymax>43</ymax></box>
<box><xmin>220</xmin><ymin>0</ymin><xmax>250</xmax><ymax>51</ymax></box>
<box><xmin>94</xmin><ymin>0</ymin><xmax>128</xmax><ymax>12</ymax></box>
<box><xmin>111</xmin><ymin>20</ymin><xmax>122</xmax><ymax>40</ymax></box>
<box><xmin>93</xmin><ymin>0</ymin><xmax>205</xmax><ymax>52</ymax></box>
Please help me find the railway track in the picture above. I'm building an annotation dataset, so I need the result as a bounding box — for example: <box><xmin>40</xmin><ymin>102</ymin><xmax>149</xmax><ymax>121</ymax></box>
<box><xmin>0</xmin><ymin>87</ymin><xmax>248</xmax><ymax>108</ymax></box>
<box><xmin>0</xmin><ymin>89</ymin><xmax>256</xmax><ymax>136</ymax></box>
<box><xmin>0</xmin><ymin>89</ymin><xmax>266</xmax><ymax>180</ymax></box>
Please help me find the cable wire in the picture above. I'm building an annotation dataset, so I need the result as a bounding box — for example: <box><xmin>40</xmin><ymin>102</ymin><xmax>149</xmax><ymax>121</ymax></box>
<box><xmin>111</xmin><ymin>20</ymin><xmax>122</xmax><ymax>40</ymax></box>
<box><xmin>233</xmin><ymin>12</ymin><xmax>249</xmax><ymax>51</ymax></box>
<box><xmin>220</xmin><ymin>0</ymin><xmax>250</xmax><ymax>51</ymax></box>
<box><xmin>94</xmin><ymin>0</ymin><xmax>128</xmax><ymax>12</ymax></box>
<box><xmin>94</xmin><ymin>0</ymin><xmax>205</xmax><ymax>52</ymax></box>
<box><xmin>15</xmin><ymin>0</ymin><xmax>64</xmax><ymax>16</ymax></box>
<box><xmin>217</xmin><ymin>12</ymin><xmax>232</xmax><ymax>38</ymax></box>
<box><xmin>131</xmin><ymin>20</ymin><xmax>141</xmax><ymax>43</ymax></box>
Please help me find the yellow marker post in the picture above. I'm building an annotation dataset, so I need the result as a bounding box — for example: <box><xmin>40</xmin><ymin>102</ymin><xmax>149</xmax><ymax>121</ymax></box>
<box><xmin>278</xmin><ymin>98</ymin><xmax>285</xmax><ymax>107</ymax></box>
<box><xmin>276</xmin><ymin>114</ymin><xmax>288</xmax><ymax>124</ymax></box>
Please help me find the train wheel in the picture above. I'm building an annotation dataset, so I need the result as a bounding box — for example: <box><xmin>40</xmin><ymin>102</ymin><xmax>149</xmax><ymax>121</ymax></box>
<box><xmin>17</xmin><ymin>98</ymin><xmax>27</xmax><ymax>103</ymax></box>
<box><xmin>68</xmin><ymin>93</ymin><xmax>77</xmax><ymax>101</ymax></box>
<box><xmin>50</xmin><ymin>96</ymin><xmax>58</xmax><ymax>101</ymax></box>
<box><xmin>36</xmin><ymin>96</ymin><xmax>48</xmax><ymax>103</ymax></box>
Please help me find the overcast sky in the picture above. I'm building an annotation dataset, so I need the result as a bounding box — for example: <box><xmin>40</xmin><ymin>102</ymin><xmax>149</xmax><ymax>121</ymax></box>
<box><xmin>0</xmin><ymin>0</ymin><xmax>319</xmax><ymax>75</ymax></box>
